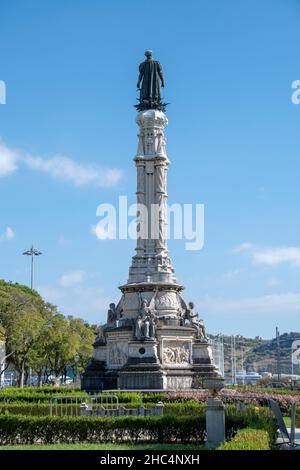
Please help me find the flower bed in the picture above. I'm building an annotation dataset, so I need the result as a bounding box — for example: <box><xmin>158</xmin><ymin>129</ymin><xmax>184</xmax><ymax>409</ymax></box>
<box><xmin>165</xmin><ymin>389</ymin><xmax>300</xmax><ymax>414</ymax></box>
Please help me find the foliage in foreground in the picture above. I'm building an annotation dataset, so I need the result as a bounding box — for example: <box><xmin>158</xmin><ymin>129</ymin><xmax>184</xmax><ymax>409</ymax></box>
<box><xmin>217</xmin><ymin>428</ymin><xmax>272</xmax><ymax>450</ymax></box>
<box><xmin>0</xmin><ymin>412</ymin><xmax>277</xmax><ymax>446</ymax></box>
<box><xmin>0</xmin><ymin>443</ymin><xmax>206</xmax><ymax>451</ymax></box>
<box><xmin>0</xmin><ymin>415</ymin><xmax>205</xmax><ymax>445</ymax></box>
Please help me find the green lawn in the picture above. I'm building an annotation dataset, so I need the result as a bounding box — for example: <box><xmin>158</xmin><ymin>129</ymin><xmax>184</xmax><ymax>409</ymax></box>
<box><xmin>283</xmin><ymin>416</ymin><xmax>291</xmax><ymax>427</ymax></box>
<box><xmin>0</xmin><ymin>443</ymin><xmax>207</xmax><ymax>451</ymax></box>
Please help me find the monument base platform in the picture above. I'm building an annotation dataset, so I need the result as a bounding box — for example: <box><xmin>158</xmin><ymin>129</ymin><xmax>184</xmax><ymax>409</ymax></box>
<box><xmin>81</xmin><ymin>326</ymin><xmax>220</xmax><ymax>392</ymax></box>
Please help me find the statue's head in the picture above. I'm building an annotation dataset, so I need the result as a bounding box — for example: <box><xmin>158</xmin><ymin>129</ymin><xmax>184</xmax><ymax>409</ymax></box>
<box><xmin>188</xmin><ymin>301</ymin><xmax>194</xmax><ymax>310</ymax></box>
<box><xmin>145</xmin><ymin>50</ymin><xmax>153</xmax><ymax>59</ymax></box>
<box><xmin>109</xmin><ymin>302</ymin><xmax>115</xmax><ymax>309</ymax></box>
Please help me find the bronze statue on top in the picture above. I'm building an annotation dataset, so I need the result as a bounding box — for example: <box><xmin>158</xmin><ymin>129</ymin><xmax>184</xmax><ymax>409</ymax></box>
<box><xmin>136</xmin><ymin>50</ymin><xmax>167</xmax><ymax>112</ymax></box>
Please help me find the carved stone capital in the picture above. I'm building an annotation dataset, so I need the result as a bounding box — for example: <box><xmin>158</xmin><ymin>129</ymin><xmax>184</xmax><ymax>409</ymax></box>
<box><xmin>136</xmin><ymin>109</ymin><xmax>168</xmax><ymax>130</ymax></box>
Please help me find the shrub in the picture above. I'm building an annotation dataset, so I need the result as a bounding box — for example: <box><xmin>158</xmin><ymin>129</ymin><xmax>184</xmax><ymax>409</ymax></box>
<box><xmin>0</xmin><ymin>403</ymin><xmax>51</xmax><ymax>416</ymax></box>
<box><xmin>224</xmin><ymin>413</ymin><xmax>277</xmax><ymax>444</ymax></box>
<box><xmin>164</xmin><ymin>401</ymin><xmax>204</xmax><ymax>416</ymax></box>
<box><xmin>0</xmin><ymin>415</ymin><xmax>206</xmax><ymax>445</ymax></box>
<box><xmin>104</xmin><ymin>392</ymin><xmax>143</xmax><ymax>405</ymax></box>
<box><xmin>0</xmin><ymin>400</ymin><xmax>275</xmax><ymax>424</ymax></box>
<box><xmin>0</xmin><ymin>402</ymin><xmax>155</xmax><ymax>417</ymax></box>
<box><xmin>296</xmin><ymin>406</ymin><xmax>300</xmax><ymax>427</ymax></box>
<box><xmin>0</xmin><ymin>409</ymin><xmax>277</xmax><ymax>445</ymax></box>
<box><xmin>217</xmin><ymin>428</ymin><xmax>272</xmax><ymax>450</ymax></box>
<box><xmin>0</xmin><ymin>387</ymin><xmax>84</xmax><ymax>403</ymax></box>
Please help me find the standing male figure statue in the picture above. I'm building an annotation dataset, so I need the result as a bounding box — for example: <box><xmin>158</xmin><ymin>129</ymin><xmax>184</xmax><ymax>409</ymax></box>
<box><xmin>136</xmin><ymin>50</ymin><xmax>165</xmax><ymax>111</ymax></box>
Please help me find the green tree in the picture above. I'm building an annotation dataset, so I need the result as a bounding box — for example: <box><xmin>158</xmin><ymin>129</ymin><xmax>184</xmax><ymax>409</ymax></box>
<box><xmin>68</xmin><ymin>317</ymin><xmax>95</xmax><ymax>381</ymax></box>
<box><xmin>0</xmin><ymin>280</ymin><xmax>97</xmax><ymax>388</ymax></box>
<box><xmin>44</xmin><ymin>311</ymin><xmax>80</xmax><ymax>384</ymax></box>
<box><xmin>0</xmin><ymin>281</ymin><xmax>45</xmax><ymax>387</ymax></box>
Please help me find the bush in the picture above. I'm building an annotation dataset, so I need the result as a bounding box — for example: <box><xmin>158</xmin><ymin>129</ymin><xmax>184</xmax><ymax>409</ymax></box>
<box><xmin>0</xmin><ymin>400</ymin><xmax>275</xmax><ymax>423</ymax></box>
<box><xmin>0</xmin><ymin>386</ymin><xmax>81</xmax><ymax>395</ymax></box>
<box><xmin>296</xmin><ymin>406</ymin><xmax>300</xmax><ymax>427</ymax></box>
<box><xmin>0</xmin><ymin>387</ymin><xmax>84</xmax><ymax>403</ymax></box>
<box><xmin>0</xmin><ymin>409</ymin><xmax>277</xmax><ymax>445</ymax></box>
<box><xmin>224</xmin><ymin>413</ymin><xmax>277</xmax><ymax>444</ymax></box>
<box><xmin>217</xmin><ymin>428</ymin><xmax>272</xmax><ymax>450</ymax></box>
<box><xmin>0</xmin><ymin>389</ymin><xmax>142</xmax><ymax>405</ymax></box>
<box><xmin>0</xmin><ymin>403</ymin><xmax>51</xmax><ymax>416</ymax></box>
<box><xmin>164</xmin><ymin>401</ymin><xmax>204</xmax><ymax>416</ymax></box>
<box><xmin>0</xmin><ymin>402</ymin><xmax>156</xmax><ymax>417</ymax></box>
<box><xmin>104</xmin><ymin>392</ymin><xmax>143</xmax><ymax>405</ymax></box>
<box><xmin>0</xmin><ymin>415</ymin><xmax>206</xmax><ymax>445</ymax></box>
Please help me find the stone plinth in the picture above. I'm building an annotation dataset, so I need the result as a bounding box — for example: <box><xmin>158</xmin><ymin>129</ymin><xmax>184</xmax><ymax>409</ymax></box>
<box><xmin>205</xmin><ymin>399</ymin><xmax>225</xmax><ymax>448</ymax></box>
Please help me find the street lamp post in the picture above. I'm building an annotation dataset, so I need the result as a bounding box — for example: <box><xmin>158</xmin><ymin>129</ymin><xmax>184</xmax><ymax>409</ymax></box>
<box><xmin>23</xmin><ymin>245</ymin><xmax>42</xmax><ymax>290</ymax></box>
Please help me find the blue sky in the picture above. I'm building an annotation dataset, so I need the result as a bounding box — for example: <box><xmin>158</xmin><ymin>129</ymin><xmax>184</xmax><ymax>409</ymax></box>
<box><xmin>1</xmin><ymin>0</ymin><xmax>300</xmax><ymax>338</ymax></box>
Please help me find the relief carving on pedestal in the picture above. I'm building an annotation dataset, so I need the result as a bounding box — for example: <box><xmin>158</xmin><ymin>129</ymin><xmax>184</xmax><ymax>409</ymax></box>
<box><xmin>162</xmin><ymin>342</ymin><xmax>191</xmax><ymax>365</ymax></box>
<box><xmin>108</xmin><ymin>343</ymin><xmax>128</xmax><ymax>366</ymax></box>
<box><xmin>156</xmin><ymin>292</ymin><xmax>179</xmax><ymax>310</ymax></box>
<box><xmin>167</xmin><ymin>376</ymin><xmax>192</xmax><ymax>389</ymax></box>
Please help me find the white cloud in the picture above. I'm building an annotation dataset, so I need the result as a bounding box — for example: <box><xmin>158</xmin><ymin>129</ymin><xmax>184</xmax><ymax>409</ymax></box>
<box><xmin>24</xmin><ymin>154</ymin><xmax>122</xmax><ymax>188</ymax></box>
<box><xmin>233</xmin><ymin>242</ymin><xmax>253</xmax><ymax>253</ymax></box>
<box><xmin>0</xmin><ymin>140</ymin><xmax>123</xmax><ymax>188</ymax></box>
<box><xmin>90</xmin><ymin>223</ymin><xmax>115</xmax><ymax>240</ymax></box>
<box><xmin>266</xmin><ymin>278</ymin><xmax>280</xmax><ymax>287</ymax></box>
<box><xmin>38</xmin><ymin>286</ymin><xmax>64</xmax><ymax>304</ymax></box>
<box><xmin>0</xmin><ymin>226</ymin><xmax>15</xmax><ymax>241</ymax></box>
<box><xmin>0</xmin><ymin>142</ymin><xmax>19</xmax><ymax>177</ymax></box>
<box><xmin>223</xmin><ymin>268</ymin><xmax>243</xmax><ymax>281</ymax></box>
<box><xmin>58</xmin><ymin>235</ymin><xmax>72</xmax><ymax>246</ymax></box>
<box><xmin>59</xmin><ymin>270</ymin><xmax>85</xmax><ymax>287</ymax></box>
<box><xmin>199</xmin><ymin>292</ymin><xmax>300</xmax><ymax>316</ymax></box>
<box><xmin>234</xmin><ymin>243</ymin><xmax>300</xmax><ymax>269</ymax></box>
<box><xmin>253</xmin><ymin>247</ymin><xmax>300</xmax><ymax>267</ymax></box>
<box><xmin>39</xmin><ymin>284</ymin><xmax>111</xmax><ymax>323</ymax></box>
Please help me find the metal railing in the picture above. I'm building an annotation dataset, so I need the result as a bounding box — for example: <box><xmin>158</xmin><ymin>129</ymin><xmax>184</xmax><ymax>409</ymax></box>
<box><xmin>49</xmin><ymin>394</ymin><xmax>119</xmax><ymax>417</ymax></box>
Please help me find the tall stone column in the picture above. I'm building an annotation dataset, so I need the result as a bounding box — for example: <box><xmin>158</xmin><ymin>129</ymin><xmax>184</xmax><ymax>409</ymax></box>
<box><xmin>135</xmin><ymin>157</ymin><xmax>146</xmax><ymax>256</ymax></box>
<box><xmin>155</xmin><ymin>158</ymin><xmax>168</xmax><ymax>256</ymax></box>
<box><xmin>128</xmin><ymin>109</ymin><xmax>176</xmax><ymax>284</ymax></box>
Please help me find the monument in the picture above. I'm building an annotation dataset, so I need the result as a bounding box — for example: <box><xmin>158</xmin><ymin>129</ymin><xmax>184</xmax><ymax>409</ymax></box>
<box><xmin>82</xmin><ymin>51</ymin><xmax>220</xmax><ymax>391</ymax></box>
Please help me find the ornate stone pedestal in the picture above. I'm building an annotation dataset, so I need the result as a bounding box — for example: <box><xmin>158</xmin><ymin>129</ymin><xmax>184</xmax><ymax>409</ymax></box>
<box><xmin>82</xmin><ymin>108</ymin><xmax>220</xmax><ymax>391</ymax></box>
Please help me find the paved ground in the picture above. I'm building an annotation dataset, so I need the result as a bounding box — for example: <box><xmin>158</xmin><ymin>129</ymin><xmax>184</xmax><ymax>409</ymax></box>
<box><xmin>278</xmin><ymin>428</ymin><xmax>300</xmax><ymax>449</ymax></box>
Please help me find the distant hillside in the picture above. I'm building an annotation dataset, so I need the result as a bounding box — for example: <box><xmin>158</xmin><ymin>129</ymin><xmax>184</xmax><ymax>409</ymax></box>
<box><xmin>211</xmin><ymin>332</ymin><xmax>300</xmax><ymax>376</ymax></box>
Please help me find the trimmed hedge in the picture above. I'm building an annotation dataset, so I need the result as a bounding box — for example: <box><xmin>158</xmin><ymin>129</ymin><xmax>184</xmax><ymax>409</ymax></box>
<box><xmin>0</xmin><ymin>403</ymin><xmax>52</xmax><ymax>416</ymax></box>
<box><xmin>0</xmin><ymin>401</ymin><xmax>275</xmax><ymax>420</ymax></box>
<box><xmin>0</xmin><ymin>389</ymin><xmax>143</xmax><ymax>404</ymax></box>
<box><xmin>0</xmin><ymin>415</ymin><xmax>206</xmax><ymax>445</ymax></box>
<box><xmin>0</xmin><ymin>412</ymin><xmax>277</xmax><ymax>445</ymax></box>
<box><xmin>217</xmin><ymin>428</ymin><xmax>272</xmax><ymax>450</ymax></box>
<box><xmin>0</xmin><ymin>388</ymin><xmax>84</xmax><ymax>404</ymax></box>
<box><xmin>0</xmin><ymin>402</ymin><xmax>156</xmax><ymax>417</ymax></box>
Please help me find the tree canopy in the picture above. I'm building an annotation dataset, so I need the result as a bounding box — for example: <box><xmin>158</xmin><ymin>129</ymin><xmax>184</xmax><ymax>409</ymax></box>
<box><xmin>0</xmin><ymin>280</ymin><xmax>96</xmax><ymax>387</ymax></box>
